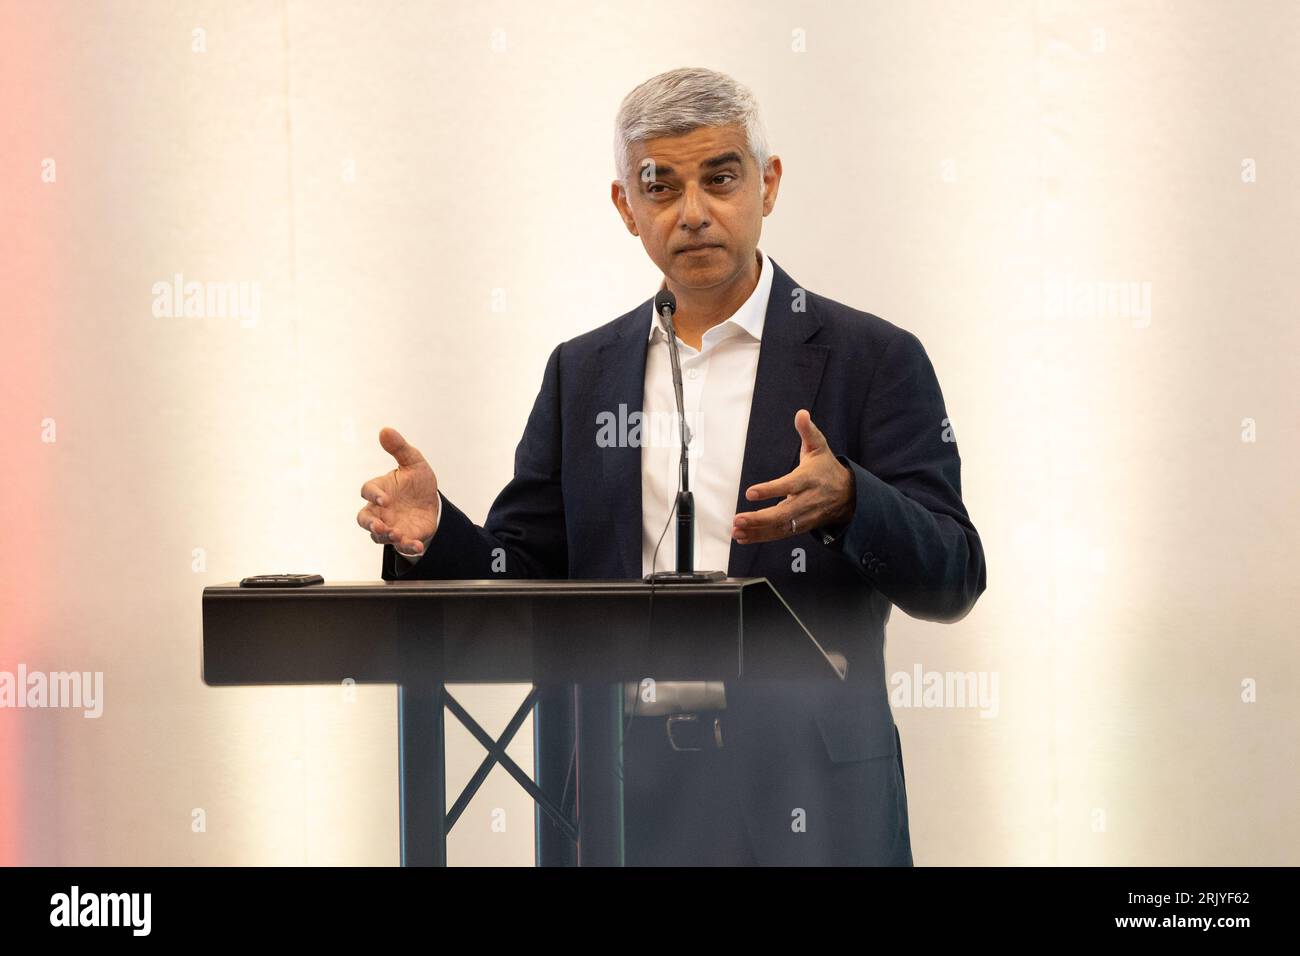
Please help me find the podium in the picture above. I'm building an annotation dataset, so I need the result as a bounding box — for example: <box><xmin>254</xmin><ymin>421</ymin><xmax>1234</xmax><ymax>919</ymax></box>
<box><xmin>201</xmin><ymin>578</ymin><xmax>842</xmax><ymax>866</ymax></box>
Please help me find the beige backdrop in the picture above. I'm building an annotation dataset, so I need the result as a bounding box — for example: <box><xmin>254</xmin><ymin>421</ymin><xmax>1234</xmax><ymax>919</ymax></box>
<box><xmin>1</xmin><ymin>0</ymin><xmax>1296</xmax><ymax>865</ymax></box>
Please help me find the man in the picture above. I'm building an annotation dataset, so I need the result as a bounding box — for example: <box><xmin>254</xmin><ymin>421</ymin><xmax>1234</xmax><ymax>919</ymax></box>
<box><xmin>356</xmin><ymin>67</ymin><xmax>986</xmax><ymax>865</ymax></box>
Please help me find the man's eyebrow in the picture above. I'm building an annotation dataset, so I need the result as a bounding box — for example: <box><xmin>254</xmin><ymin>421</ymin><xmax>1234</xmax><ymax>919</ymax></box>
<box><xmin>645</xmin><ymin>151</ymin><xmax>745</xmax><ymax>179</ymax></box>
<box><xmin>700</xmin><ymin>151</ymin><xmax>744</xmax><ymax>170</ymax></box>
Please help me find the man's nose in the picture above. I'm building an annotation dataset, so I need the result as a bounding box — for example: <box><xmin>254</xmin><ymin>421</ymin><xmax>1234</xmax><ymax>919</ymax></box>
<box><xmin>679</xmin><ymin>181</ymin><xmax>709</xmax><ymax>229</ymax></box>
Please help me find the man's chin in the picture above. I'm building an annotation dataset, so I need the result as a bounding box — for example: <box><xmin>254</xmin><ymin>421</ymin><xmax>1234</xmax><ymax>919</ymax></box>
<box><xmin>668</xmin><ymin>254</ymin><xmax>735</xmax><ymax>287</ymax></box>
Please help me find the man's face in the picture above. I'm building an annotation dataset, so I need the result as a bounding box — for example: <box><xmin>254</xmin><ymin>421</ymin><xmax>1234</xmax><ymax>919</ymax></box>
<box><xmin>611</xmin><ymin>123</ymin><xmax>781</xmax><ymax>290</ymax></box>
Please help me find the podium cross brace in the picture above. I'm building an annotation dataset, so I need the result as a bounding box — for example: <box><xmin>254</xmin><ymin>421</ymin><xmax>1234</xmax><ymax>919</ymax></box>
<box><xmin>443</xmin><ymin>687</ymin><xmax>578</xmax><ymax>843</ymax></box>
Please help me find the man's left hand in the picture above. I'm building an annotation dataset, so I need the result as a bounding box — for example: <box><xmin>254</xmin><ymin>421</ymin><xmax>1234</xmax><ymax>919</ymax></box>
<box><xmin>732</xmin><ymin>409</ymin><xmax>855</xmax><ymax>544</ymax></box>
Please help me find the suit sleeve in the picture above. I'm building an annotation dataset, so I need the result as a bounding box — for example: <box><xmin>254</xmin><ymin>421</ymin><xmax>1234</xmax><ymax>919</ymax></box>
<box><xmin>381</xmin><ymin>343</ymin><xmax>568</xmax><ymax>581</ymax></box>
<box><xmin>821</xmin><ymin>329</ymin><xmax>987</xmax><ymax>622</ymax></box>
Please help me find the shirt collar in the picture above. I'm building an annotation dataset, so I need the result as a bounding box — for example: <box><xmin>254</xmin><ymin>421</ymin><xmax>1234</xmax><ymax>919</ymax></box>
<box><xmin>647</xmin><ymin>247</ymin><xmax>772</xmax><ymax>345</ymax></box>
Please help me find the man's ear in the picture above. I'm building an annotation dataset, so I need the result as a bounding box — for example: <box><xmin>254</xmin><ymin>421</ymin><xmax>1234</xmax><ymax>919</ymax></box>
<box><xmin>760</xmin><ymin>156</ymin><xmax>783</xmax><ymax>216</ymax></box>
<box><xmin>610</xmin><ymin>180</ymin><xmax>640</xmax><ymax>236</ymax></box>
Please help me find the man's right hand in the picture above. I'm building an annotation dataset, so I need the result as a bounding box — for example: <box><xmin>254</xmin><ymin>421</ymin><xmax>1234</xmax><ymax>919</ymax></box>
<box><xmin>357</xmin><ymin>427</ymin><xmax>440</xmax><ymax>558</ymax></box>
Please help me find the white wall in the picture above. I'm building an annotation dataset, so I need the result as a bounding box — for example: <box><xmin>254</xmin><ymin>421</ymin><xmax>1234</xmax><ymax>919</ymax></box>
<box><xmin>0</xmin><ymin>0</ymin><xmax>1295</xmax><ymax>865</ymax></box>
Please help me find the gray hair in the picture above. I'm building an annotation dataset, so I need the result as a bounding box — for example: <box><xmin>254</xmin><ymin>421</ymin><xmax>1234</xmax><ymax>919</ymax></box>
<box><xmin>613</xmin><ymin>67</ymin><xmax>772</xmax><ymax>184</ymax></box>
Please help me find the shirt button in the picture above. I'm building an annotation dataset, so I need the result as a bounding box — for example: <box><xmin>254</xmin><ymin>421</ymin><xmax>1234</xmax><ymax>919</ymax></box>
<box><xmin>687</xmin><ymin>368</ymin><xmax>699</xmax><ymax>380</ymax></box>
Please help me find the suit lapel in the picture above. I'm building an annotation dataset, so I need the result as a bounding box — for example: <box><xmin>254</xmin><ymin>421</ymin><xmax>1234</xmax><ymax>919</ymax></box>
<box><xmin>727</xmin><ymin>258</ymin><xmax>829</xmax><ymax>579</ymax></box>
<box><xmin>597</xmin><ymin>307</ymin><xmax>650</xmax><ymax>580</ymax></box>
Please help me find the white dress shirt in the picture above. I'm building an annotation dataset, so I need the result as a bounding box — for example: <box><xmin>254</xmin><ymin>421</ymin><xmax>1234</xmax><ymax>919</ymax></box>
<box><xmin>641</xmin><ymin>248</ymin><xmax>773</xmax><ymax>577</ymax></box>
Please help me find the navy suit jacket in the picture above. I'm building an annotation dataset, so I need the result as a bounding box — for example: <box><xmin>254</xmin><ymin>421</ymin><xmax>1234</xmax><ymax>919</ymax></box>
<box><xmin>382</xmin><ymin>256</ymin><xmax>987</xmax><ymax>865</ymax></box>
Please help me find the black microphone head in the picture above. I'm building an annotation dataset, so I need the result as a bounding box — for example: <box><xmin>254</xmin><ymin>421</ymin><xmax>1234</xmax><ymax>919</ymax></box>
<box><xmin>654</xmin><ymin>288</ymin><xmax>677</xmax><ymax>318</ymax></box>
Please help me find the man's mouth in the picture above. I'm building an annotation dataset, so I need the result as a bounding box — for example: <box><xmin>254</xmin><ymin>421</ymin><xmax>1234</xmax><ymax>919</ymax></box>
<box><xmin>677</xmin><ymin>244</ymin><xmax>722</xmax><ymax>254</ymax></box>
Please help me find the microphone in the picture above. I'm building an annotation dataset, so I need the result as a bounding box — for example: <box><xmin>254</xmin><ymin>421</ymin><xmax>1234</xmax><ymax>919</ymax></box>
<box><xmin>645</xmin><ymin>288</ymin><xmax>725</xmax><ymax>584</ymax></box>
<box><xmin>653</xmin><ymin>290</ymin><xmax>692</xmax><ymax>465</ymax></box>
